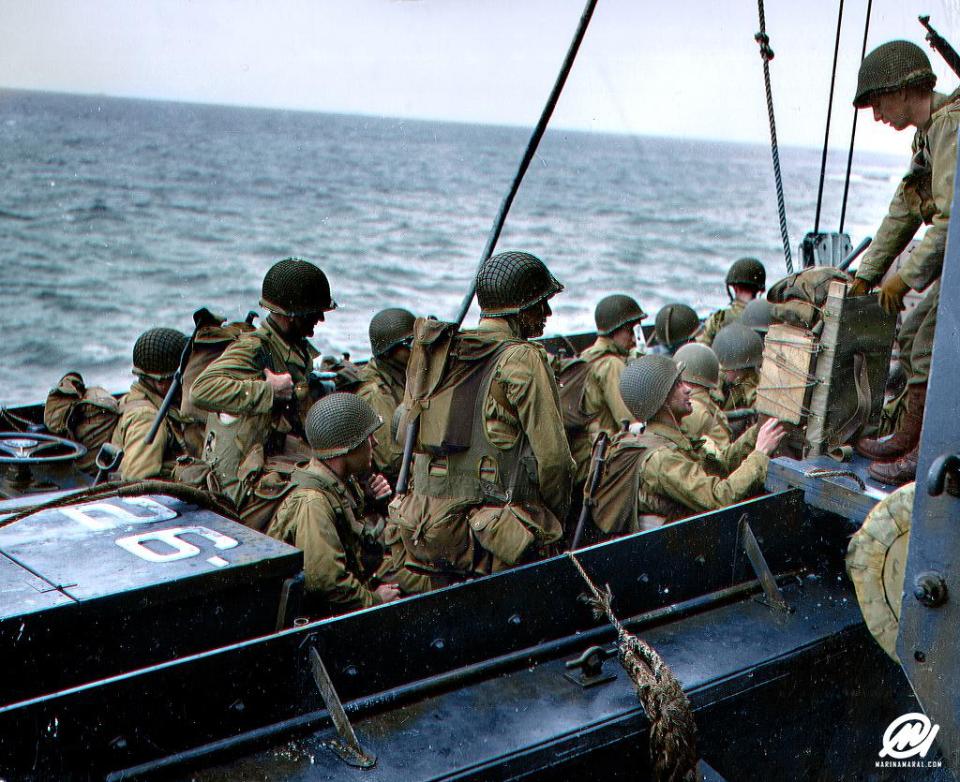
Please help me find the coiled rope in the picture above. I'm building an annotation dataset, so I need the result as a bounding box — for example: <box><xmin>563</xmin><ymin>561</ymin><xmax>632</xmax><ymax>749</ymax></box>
<box><xmin>814</xmin><ymin>0</ymin><xmax>845</xmax><ymax>234</ymax></box>
<box><xmin>567</xmin><ymin>552</ymin><xmax>699</xmax><ymax>782</ymax></box>
<box><xmin>839</xmin><ymin>0</ymin><xmax>874</xmax><ymax>234</ymax></box>
<box><xmin>755</xmin><ymin>0</ymin><xmax>793</xmax><ymax>273</ymax></box>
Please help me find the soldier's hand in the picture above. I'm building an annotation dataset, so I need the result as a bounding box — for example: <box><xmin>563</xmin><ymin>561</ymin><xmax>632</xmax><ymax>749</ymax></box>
<box><xmin>374</xmin><ymin>583</ymin><xmax>401</xmax><ymax>604</ymax></box>
<box><xmin>878</xmin><ymin>273</ymin><xmax>910</xmax><ymax>315</ymax></box>
<box><xmin>264</xmin><ymin>368</ymin><xmax>294</xmax><ymax>400</ymax></box>
<box><xmin>755</xmin><ymin>418</ymin><xmax>786</xmax><ymax>456</ymax></box>
<box><xmin>365</xmin><ymin>473</ymin><xmax>392</xmax><ymax>501</ymax></box>
<box><xmin>849</xmin><ymin>277</ymin><xmax>872</xmax><ymax>297</ymax></box>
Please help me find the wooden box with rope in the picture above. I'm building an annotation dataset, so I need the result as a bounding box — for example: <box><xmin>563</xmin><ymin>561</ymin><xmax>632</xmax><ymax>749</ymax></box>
<box><xmin>756</xmin><ymin>280</ymin><xmax>896</xmax><ymax>459</ymax></box>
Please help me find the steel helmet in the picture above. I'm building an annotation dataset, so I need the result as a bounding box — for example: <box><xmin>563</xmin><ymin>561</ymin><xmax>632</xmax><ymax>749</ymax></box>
<box><xmin>674</xmin><ymin>343</ymin><xmax>720</xmax><ymax>390</ymax></box>
<box><xmin>369</xmin><ymin>308</ymin><xmax>416</xmax><ymax>357</ymax></box>
<box><xmin>725</xmin><ymin>257</ymin><xmax>766</xmax><ymax>290</ymax></box>
<box><xmin>594</xmin><ymin>294</ymin><xmax>647</xmax><ymax>335</ymax></box>
<box><xmin>740</xmin><ymin>298</ymin><xmax>773</xmax><ymax>334</ymax></box>
<box><xmin>305</xmin><ymin>393</ymin><xmax>383</xmax><ymax>459</ymax></box>
<box><xmin>619</xmin><ymin>355</ymin><xmax>684</xmax><ymax>423</ymax></box>
<box><xmin>132</xmin><ymin>328</ymin><xmax>188</xmax><ymax>380</ymax></box>
<box><xmin>854</xmin><ymin>40</ymin><xmax>936</xmax><ymax>108</ymax></box>
<box><xmin>713</xmin><ymin>323</ymin><xmax>763</xmax><ymax>371</ymax></box>
<box><xmin>654</xmin><ymin>303</ymin><xmax>700</xmax><ymax>349</ymax></box>
<box><xmin>475</xmin><ymin>251</ymin><xmax>563</xmax><ymax>317</ymax></box>
<box><xmin>260</xmin><ymin>258</ymin><xmax>337</xmax><ymax>318</ymax></box>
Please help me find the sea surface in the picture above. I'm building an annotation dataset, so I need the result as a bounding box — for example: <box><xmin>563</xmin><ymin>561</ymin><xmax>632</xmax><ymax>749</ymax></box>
<box><xmin>0</xmin><ymin>90</ymin><xmax>906</xmax><ymax>406</ymax></box>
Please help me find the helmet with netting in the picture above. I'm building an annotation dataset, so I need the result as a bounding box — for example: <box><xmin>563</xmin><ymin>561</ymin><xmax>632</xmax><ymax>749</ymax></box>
<box><xmin>369</xmin><ymin>308</ymin><xmax>416</xmax><ymax>357</ymax></box>
<box><xmin>595</xmin><ymin>294</ymin><xmax>647</xmax><ymax>335</ymax></box>
<box><xmin>305</xmin><ymin>393</ymin><xmax>383</xmax><ymax>459</ymax></box>
<box><xmin>260</xmin><ymin>257</ymin><xmax>337</xmax><ymax>317</ymax></box>
<box><xmin>713</xmin><ymin>323</ymin><xmax>764</xmax><ymax>370</ymax></box>
<box><xmin>475</xmin><ymin>250</ymin><xmax>563</xmax><ymax>317</ymax></box>
<box><xmin>740</xmin><ymin>298</ymin><xmax>773</xmax><ymax>334</ymax></box>
<box><xmin>619</xmin><ymin>355</ymin><xmax>684</xmax><ymax>423</ymax></box>
<box><xmin>725</xmin><ymin>257</ymin><xmax>766</xmax><ymax>290</ymax></box>
<box><xmin>654</xmin><ymin>303</ymin><xmax>700</xmax><ymax>349</ymax></box>
<box><xmin>133</xmin><ymin>328</ymin><xmax>188</xmax><ymax>380</ymax></box>
<box><xmin>674</xmin><ymin>343</ymin><xmax>720</xmax><ymax>389</ymax></box>
<box><xmin>854</xmin><ymin>40</ymin><xmax>936</xmax><ymax>108</ymax></box>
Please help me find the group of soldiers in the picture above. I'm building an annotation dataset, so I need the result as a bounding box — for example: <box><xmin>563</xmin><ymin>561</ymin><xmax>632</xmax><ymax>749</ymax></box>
<box><xmin>101</xmin><ymin>37</ymin><xmax>947</xmax><ymax>619</ymax></box>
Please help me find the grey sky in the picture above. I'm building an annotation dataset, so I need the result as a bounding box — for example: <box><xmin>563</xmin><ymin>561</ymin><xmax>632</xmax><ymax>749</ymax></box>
<box><xmin>2</xmin><ymin>0</ymin><xmax>960</xmax><ymax>154</ymax></box>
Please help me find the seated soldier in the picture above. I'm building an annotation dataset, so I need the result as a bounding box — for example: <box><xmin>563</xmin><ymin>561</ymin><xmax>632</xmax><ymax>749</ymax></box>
<box><xmin>673</xmin><ymin>343</ymin><xmax>732</xmax><ymax>449</ymax></box>
<box><xmin>590</xmin><ymin>355</ymin><xmax>784</xmax><ymax>536</ymax></box>
<box><xmin>649</xmin><ymin>303</ymin><xmax>700</xmax><ymax>356</ymax></box>
<box><xmin>356</xmin><ymin>308</ymin><xmax>415</xmax><ymax>486</ymax></box>
<box><xmin>111</xmin><ymin>328</ymin><xmax>189</xmax><ymax>481</ymax></box>
<box><xmin>267</xmin><ymin>393</ymin><xmax>401</xmax><ymax>618</ymax></box>
<box><xmin>713</xmin><ymin>323</ymin><xmax>763</xmax><ymax>413</ymax></box>
<box><xmin>698</xmin><ymin>257</ymin><xmax>766</xmax><ymax>346</ymax></box>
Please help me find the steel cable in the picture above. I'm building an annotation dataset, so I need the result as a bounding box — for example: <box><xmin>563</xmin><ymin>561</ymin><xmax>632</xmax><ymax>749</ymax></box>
<box><xmin>840</xmin><ymin>0</ymin><xmax>874</xmax><ymax>233</ymax></box>
<box><xmin>815</xmin><ymin>0</ymin><xmax>846</xmax><ymax>234</ymax></box>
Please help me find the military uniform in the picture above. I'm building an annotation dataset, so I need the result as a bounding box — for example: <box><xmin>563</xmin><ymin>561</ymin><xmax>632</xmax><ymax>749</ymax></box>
<box><xmin>681</xmin><ymin>385</ymin><xmax>732</xmax><ymax>449</ymax></box>
<box><xmin>111</xmin><ymin>382</ymin><xmax>188</xmax><ymax>480</ymax></box>
<box><xmin>268</xmin><ymin>459</ymin><xmax>383</xmax><ymax>617</ymax></box>
<box><xmin>356</xmin><ymin>356</ymin><xmax>406</xmax><ymax>482</ymax></box>
<box><xmin>697</xmin><ymin>299</ymin><xmax>745</xmax><ymax>347</ymax></box>
<box><xmin>723</xmin><ymin>369</ymin><xmax>759</xmax><ymax>412</ymax></box>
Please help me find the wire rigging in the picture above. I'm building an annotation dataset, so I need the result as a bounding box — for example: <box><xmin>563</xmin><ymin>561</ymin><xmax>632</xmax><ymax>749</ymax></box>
<box><xmin>840</xmin><ymin>0</ymin><xmax>874</xmax><ymax>234</ymax></box>
<box><xmin>814</xmin><ymin>0</ymin><xmax>846</xmax><ymax>235</ymax></box>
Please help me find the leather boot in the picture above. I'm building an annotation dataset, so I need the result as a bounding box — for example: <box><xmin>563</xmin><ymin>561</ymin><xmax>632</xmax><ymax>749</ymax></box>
<box><xmin>856</xmin><ymin>383</ymin><xmax>926</xmax><ymax>460</ymax></box>
<box><xmin>868</xmin><ymin>442</ymin><xmax>919</xmax><ymax>485</ymax></box>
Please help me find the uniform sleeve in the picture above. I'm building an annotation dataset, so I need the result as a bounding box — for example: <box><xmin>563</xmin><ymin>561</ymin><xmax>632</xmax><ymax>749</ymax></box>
<box><xmin>700</xmin><ymin>422</ymin><xmax>758</xmax><ymax>474</ymax></box>
<box><xmin>597</xmin><ymin>357</ymin><xmax>632</xmax><ymax>430</ymax></box>
<box><xmin>857</xmin><ymin>179</ymin><xmax>925</xmax><ymax>284</ymax></box>
<box><xmin>356</xmin><ymin>382</ymin><xmax>399</xmax><ymax>478</ymax></box>
<box><xmin>116</xmin><ymin>406</ymin><xmax>167</xmax><ymax>480</ymax></box>
<box><xmin>190</xmin><ymin>335</ymin><xmax>275</xmax><ymax>416</ymax></box>
<box><xmin>898</xmin><ymin>115</ymin><xmax>958</xmax><ymax>291</ymax></box>
<box><xmin>645</xmin><ymin>446</ymin><xmax>769</xmax><ymax>515</ymax></box>
<box><xmin>497</xmin><ymin>344</ymin><xmax>575</xmax><ymax>519</ymax></box>
<box><xmin>273</xmin><ymin>491</ymin><xmax>380</xmax><ymax>611</ymax></box>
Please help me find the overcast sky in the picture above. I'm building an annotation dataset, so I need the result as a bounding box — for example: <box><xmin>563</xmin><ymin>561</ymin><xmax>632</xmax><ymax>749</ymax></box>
<box><xmin>2</xmin><ymin>0</ymin><xmax>960</xmax><ymax>154</ymax></box>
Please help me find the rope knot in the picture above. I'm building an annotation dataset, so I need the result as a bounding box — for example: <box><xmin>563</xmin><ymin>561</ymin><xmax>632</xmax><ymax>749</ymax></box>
<box><xmin>754</xmin><ymin>32</ymin><xmax>775</xmax><ymax>60</ymax></box>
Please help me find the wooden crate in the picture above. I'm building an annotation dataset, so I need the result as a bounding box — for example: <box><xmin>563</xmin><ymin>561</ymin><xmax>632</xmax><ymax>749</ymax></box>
<box><xmin>755</xmin><ymin>323</ymin><xmax>818</xmax><ymax>426</ymax></box>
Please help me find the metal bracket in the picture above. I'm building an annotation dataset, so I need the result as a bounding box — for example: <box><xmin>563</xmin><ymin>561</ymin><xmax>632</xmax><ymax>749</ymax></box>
<box><xmin>308</xmin><ymin>642</ymin><xmax>376</xmax><ymax>769</ymax></box>
<box><xmin>274</xmin><ymin>573</ymin><xmax>304</xmax><ymax>631</ymax></box>
<box><xmin>927</xmin><ymin>452</ymin><xmax>960</xmax><ymax>497</ymax></box>
<box><xmin>737</xmin><ymin>514</ymin><xmax>792</xmax><ymax>614</ymax></box>
<box><xmin>563</xmin><ymin>645</ymin><xmax>617</xmax><ymax>688</ymax></box>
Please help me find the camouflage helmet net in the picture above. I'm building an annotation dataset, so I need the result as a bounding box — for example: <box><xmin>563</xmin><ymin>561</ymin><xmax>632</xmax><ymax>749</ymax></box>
<box><xmin>305</xmin><ymin>392</ymin><xmax>383</xmax><ymax>459</ymax></box>
<box><xmin>674</xmin><ymin>343</ymin><xmax>720</xmax><ymax>390</ymax></box>
<box><xmin>594</xmin><ymin>294</ymin><xmax>647</xmax><ymax>335</ymax></box>
<box><xmin>853</xmin><ymin>40</ymin><xmax>936</xmax><ymax>108</ymax></box>
<box><xmin>654</xmin><ymin>303</ymin><xmax>700</xmax><ymax>349</ymax></box>
<box><xmin>369</xmin><ymin>308</ymin><xmax>416</xmax><ymax>357</ymax></box>
<box><xmin>713</xmin><ymin>323</ymin><xmax>764</xmax><ymax>370</ymax></box>
<box><xmin>132</xmin><ymin>327</ymin><xmax>188</xmax><ymax>380</ymax></box>
<box><xmin>619</xmin><ymin>354</ymin><xmax>683</xmax><ymax>423</ymax></box>
<box><xmin>725</xmin><ymin>257</ymin><xmax>766</xmax><ymax>290</ymax></box>
<box><xmin>740</xmin><ymin>298</ymin><xmax>773</xmax><ymax>334</ymax></box>
<box><xmin>475</xmin><ymin>250</ymin><xmax>564</xmax><ymax>317</ymax></box>
<box><xmin>260</xmin><ymin>257</ymin><xmax>337</xmax><ymax>317</ymax></box>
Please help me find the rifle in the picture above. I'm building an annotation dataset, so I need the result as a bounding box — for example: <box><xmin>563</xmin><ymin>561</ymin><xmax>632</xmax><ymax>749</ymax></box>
<box><xmin>571</xmin><ymin>430</ymin><xmax>610</xmax><ymax>550</ymax></box>
<box><xmin>394</xmin><ymin>0</ymin><xmax>600</xmax><ymax>495</ymax></box>
<box><xmin>919</xmin><ymin>15</ymin><xmax>960</xmax><ymax>79</ymax></box>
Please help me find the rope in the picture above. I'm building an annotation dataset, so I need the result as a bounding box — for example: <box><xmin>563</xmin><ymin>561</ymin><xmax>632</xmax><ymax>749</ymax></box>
<box><xmin>814</xmin><ymin>0</ymin><xmax>845</xmax><ymax>234</ymax></box>
<box><xmin>0</xmin><ymin>407</ymin><xmax>38</xmax><ymax>433</ymax></box>
<box><xmin>805</xmin><ymin>467</ymin><xmax>867</xmax><ymax>491</ymax></box>
<box><xmin>566</xmin><ymin>552</ymin><xmax>699</xmax><ymax>782</ymax></box>
<box><xmin>755</xmin><ymin>0</ymin><xmax>794</xmax><ymax>273</ymax></box>
<box><xmin>839</xmin><ymin>0</ymin><xmax>874</xmax><ymax>234</ymax></box>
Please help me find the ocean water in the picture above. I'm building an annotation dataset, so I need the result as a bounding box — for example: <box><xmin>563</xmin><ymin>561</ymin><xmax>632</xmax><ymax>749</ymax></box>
<box><xmin>0</xmin><ymin>90</ymin><xmax>904</xmax><ymax>406</ymax></box>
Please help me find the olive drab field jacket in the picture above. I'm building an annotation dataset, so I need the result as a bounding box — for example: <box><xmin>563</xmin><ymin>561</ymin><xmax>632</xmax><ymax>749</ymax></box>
<box><xmin>858</xmin><ymin>91</ymin><xmax>960</xmax><ymax>291</ymax></box>
<box><xmin>681</xmin><ymin>385</ymin><xmax>732</xmax><ymax>450</ymax></box>
<box><xmin>723</xmin><ymin>369</ymin><xmax>759</xmax><ymax>412</ymax></box>
<box><xmin>111</xmin><ymin>381</ymin><xmax>188</xmax><ymax>481</ymax></box>
<box><xmin>356</xmin><ymin>356</ymin><xmax>406</xmax><ymax>482</ymax></box>
<box><xmin>697</xmin><ymin>299</ymin><xmax>746</xmax><ymax>347</ymax></box>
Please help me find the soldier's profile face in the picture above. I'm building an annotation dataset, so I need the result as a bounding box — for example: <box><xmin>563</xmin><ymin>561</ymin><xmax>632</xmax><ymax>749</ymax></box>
<box><xmin>871</xmin><ymin>90</ymin><xmax>911</xmax><ymax>131</ymax></box>
<box><xmin>666</xmin><ymin>379</ymin><xmax>693</xmax><ymax>419</ymax></box>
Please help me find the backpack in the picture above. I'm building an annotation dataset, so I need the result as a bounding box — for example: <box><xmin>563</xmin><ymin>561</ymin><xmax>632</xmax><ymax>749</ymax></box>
<box><xmin>552</xmin><ymin>355</ymin><xmax>594</xmax><ymax>434</ymax></box>
<box><xmin>43</xmin><ymin>372</ymin><xmax>121</xmax><ymax>472</ymax></box>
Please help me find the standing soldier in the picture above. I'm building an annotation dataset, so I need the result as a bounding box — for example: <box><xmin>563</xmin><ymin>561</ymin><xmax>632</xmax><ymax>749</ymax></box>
<box><xmin>190</xmin><ymin>258</ymin><xmax>336</xmax><ymax>504</ymax></box>
<box><xmin>396</xmin><ymin>250</ymin><xmax>574</xmax><ymax>584</ymax></box>
<box><xmin>849</xmin><ymin>40</ymin><xmax>959</xmax><ymax>485</ymax></box>
<box><xmin>713</xmin><ymin>323</ymin><xmax>764</xmax><ymax>413</ymax></box>
<box><xmin>111</xmin><ymin>327</ymin><xmax>190</xmax><ymax>481</ymax></box>
<box><xmin>357</xmin><ymin>307</ymin><xmax>415</xmax><ymax>486</ymax></box>
<box><xmin>698</xmin><ymin>258</ymin><xmax>767</xmax><ymax>346</ymax></box>
<box><xmin>569</xmin><ymin>294</ymin><xmax>646</xmax><ymax>481</ymax></box>
<box><xmin>649</xmin><ymin>303</ymin><xmax>700</xmax><ymax>356</ymax></box>
<box><xmin>590</xmin><ymin>355</ymin><xmax>784</xmax><ymax>537</ymax></box>
<box><xmin>673</xmin><ymin>342</ymin><xmax>732</xmax><ymax>450</ymax></box>
<box><xmin>267</xmin><ymin>393</ymin><xmax>401</xmax><ymax>618</ymax></box>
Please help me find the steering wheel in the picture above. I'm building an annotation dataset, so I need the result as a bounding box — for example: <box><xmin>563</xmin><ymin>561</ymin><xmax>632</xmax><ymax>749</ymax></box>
<box><xmin>0</xmin><ymin>433</ymin><xmax>88</xmax><ymax>465</ymax></box>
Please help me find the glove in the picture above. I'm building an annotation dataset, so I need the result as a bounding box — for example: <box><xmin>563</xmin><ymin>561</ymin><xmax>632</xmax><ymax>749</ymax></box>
<box><xmin>849</xmin><ymin>277</ymin><xmax>872</xmax><ymax>297</ymax></box>
<box><xmin>878</xmin><ymin>273</ymin><xmax>911</xmax><ymax>315</ymax></box>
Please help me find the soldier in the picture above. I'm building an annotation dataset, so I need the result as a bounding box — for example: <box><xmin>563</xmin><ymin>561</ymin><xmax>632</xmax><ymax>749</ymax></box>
<box><xmin>111</xmin><ymin>327</ymin><xmax>189</xmax><ymax>481</ymax></box>
<box><xmin>673</xmin><ymin>342</ymin><xmax>732</xmax><ymax>450</ymax></box>
<box><xmin>395</xmin><ymin>250</ymin><xmax>575</xmax><ymax>584</ymax></box>
<box><xmin>190</xmin><ymin>258</ymin><xmax>336</xmax><ymax>504</ymax></box>
<box><xmin>698</xmin><ymin>258</ymin><xmax>766</xmax><ymax>346</ymax></box>
<box><xmin>849</xmin><ymin>40</ymin><xmax>958</xmax><ymax>485</ymax></box>
<box><xmin>713</xmin><ymin>323</ymin><xmax>763</xmax><ymax>413</ymax></box>
<box><xmin>649</xmin><ymin>303</ymin><xmax>700</xmax><ymax>356</ymax></box>
<box><xmin>267</xmin><ymin>393</ymin><xmax>401</xmax><ymax>618</ymax></box>
<box><xmin>591</xmin><ymin>355</ymin><xmax>784</xmax><ymax>535</ymax></box>
<box><xmin>356</xmin><ymin>307</ymin><xmax>415</xmax><ymax>485</ymax></box>
<box><xmin>569</xmin><ymin>294</ymin><xmax>646</xmax><ymax>481</ymax></box>
<box><xmin>740</xmin><ymin>298</ymin><xmax>773</xmax><ymax>342</ymax></box>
